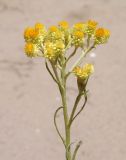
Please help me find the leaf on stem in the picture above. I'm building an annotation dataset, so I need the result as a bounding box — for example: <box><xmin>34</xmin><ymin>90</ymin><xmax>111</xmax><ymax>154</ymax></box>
<box><xmin>72</xmin><ymin>94</ymin><xmax>87</xmax><ymax>122</ymax></box>
<box><xmin>72</xmin><ymin>141</ymin><xmax>82</xmax><ymax>160</ymax></box>
<box><xmin>54</xmin><ymin>106</ymin><xmax>66</xmax><ymax>147</ymax></box>
<box><xmin>45</xmin><ymin>61</ymin><xmax>58</xmax><ymax>84</ymax></box>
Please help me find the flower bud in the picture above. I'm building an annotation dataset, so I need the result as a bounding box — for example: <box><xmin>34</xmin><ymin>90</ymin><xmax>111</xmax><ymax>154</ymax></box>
<box><xmin>85</xmin><ymin>20</ymin><xmax>98</xmax><ymax>36</ymax></box>
<box><xmin>72</xmin><ymin>31</ymin><xmax>85</xmax><ymax>47</ymax></box>
<box><xmin>73</xmin><ymin>64</ymin><xmax>94</xmax><ymax>91</ymax></box>
<box><xmin>24</xmin><ymin>43</ymin><xmax>38</xmax><ymax>57</ymax></box>
<box><xmin>95</xmin><ymin>28</ymin><xmax>110</xmax><ymax>44</ymax></box>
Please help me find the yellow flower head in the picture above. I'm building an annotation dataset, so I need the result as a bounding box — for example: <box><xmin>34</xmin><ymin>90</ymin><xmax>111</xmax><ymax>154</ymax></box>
<box><xmin>47</xmin><ymin>29</ymin><xmax>65</xmax><ymax>42</ymax></box>
<box><xmin>34</xmin><ymin>23</ymin><xmax>47</xmax><ymax>41</ymax></box>
<box><xmin>95</xmin><ymin>28</ymin><xmax>105</xmax><ymax>37</ymax></box>
<box><xmin>73</xmin><ymin>64</ymin><xmax>94</xmax><ymax>79</ymax></box>
<box><xmin>73</xmin><ymin>22</ymin><xmax>86</xmax><ymax>32</ymax></box>
<box><xmin>24</xmin><ymin>27</ymin><xmax>38</xmax><ymax>41</ymax></box>
<box><xmin>95</xmin><ymin>28</ymin><xmax>110</xmax><ymax>44</ymax></box>
<box><xmin>85</xmin><ymin>20</ymin><xmax>98</xmax><ymax>35</ymax></box>
<box><xmin>35</xmin><ymin>23</ymin><xmax>45</xmax><ymax>31</ymax></box>
<box><xmin>58</xmin><ymin>21</ymin><xmax>69</xmax><ymax>29</ymax></box>
<box><xmin>44</xmin><ymin>41</ymin><xmax>65</xmax><ymax>61</ymax></box>
<box><xmin>48</xmin><ymin>26</ymin><xmax>65</xmax><ymax>41</ymax></box>
<box><xmin>87</xmin><ymin>20</ymin><xmax>98</xmax><ymax>29</ymax></box>
<box><xmin>73</xmin><ymin>31</ymin><xmax>84</xmax><ymax>39</ymax></box>
<box><xmin>24</xmin><ymin>23</ymin><xmax>47</xmax><ymax>44</ymax></box>
<box><xmin>24</xmin><ymin>43</ymin><xmax>38</xmax><ymax>57</ymax></box>
<box><xmin>72</xmin><ymin>31</ymin><xmax>84</xmax><ymax>47</ymax></box>
<box><xmin>95</xmin><ymin>28</ymin><xmax>110</xmax><ymax>38</ymax></box>
<box><xmin>49</xmin><ymin>26</ymin><xmax>59</xmax><ymax>32</ymax></box>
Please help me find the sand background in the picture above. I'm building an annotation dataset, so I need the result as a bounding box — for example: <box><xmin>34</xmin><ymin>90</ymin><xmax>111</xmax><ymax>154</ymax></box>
<box><xmin>0</xmin><ymin>0</ymin><xmax>126</xmax><ymax>160</ymax></box>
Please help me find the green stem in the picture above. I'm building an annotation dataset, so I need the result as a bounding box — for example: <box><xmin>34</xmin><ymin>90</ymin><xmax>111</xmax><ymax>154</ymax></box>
<box><xmin>87</xmin><ymin>35</ymin><xmax>91</xmax><ymax>48</ymax></box>
<box><xmin>60</xmin><ymin>56</ymin><xmax>71</xmax><ymax>160</ymax></box>
<box><xmin>50</xmin><ymin>47</ymin><xmax>90</xmax><ymax>160</ymax></box>
<box><xmin>51</xmin><ymin>62</ymin><xmax>71</xmax><ymax>159</ymax></box>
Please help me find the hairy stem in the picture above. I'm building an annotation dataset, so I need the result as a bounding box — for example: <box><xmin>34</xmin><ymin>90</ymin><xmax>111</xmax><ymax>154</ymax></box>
<box><xmin>51</xmin><ymin>47</ymin><xmax>90</xmax><ymax>160</ymax></box>
<box><xmin>61</xmin><ymin>62</ymin><xmax>71</xmax><ymax>160</ymax></box>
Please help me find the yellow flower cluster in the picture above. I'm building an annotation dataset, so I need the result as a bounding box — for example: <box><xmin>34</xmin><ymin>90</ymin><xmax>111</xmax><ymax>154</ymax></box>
<box><xmin>23</xmin><ymin>20</ymin><xmax>110</xmax><ymax>59</ymax></box>
<box><xmin>58</xmin><ymin>21</ymin><xmax>69</xmax><ymax>29</ymax></box>
<box><xmin>73</xmin><ymin>64</ymin><xmax>94</xmax><ymax>80</ymax></box>
<box><xmin>48</xmin><ymin>23</ymin><xmax>71</xmax><ymax>48</ymax></box>
<box><xmin>24</xmin><ymin>23</ymin><xmax>47</xmax><ymax>57</ymax></box>
<box><xmin>24</xmin><ymin>23</ymin><xmax>47</xmax><ymax>43</ymax></box>
<box><xmin>72</xmin><ymin>20</ymin><xmax>97</xmax><ymax>38</ymax></box>
<box><xmin>44</xmin><ymin>22</ymin><xmax>69</xmax><ymax>61</ymax></box>
<box><xmin>95</xmin><ymin>28</ymin><xmax>110</xmax><ymax>44</ymax></box>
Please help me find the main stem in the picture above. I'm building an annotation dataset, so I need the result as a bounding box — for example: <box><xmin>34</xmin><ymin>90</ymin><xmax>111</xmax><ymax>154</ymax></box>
<box><xmin>61</xmin><ymin>63</ymin><xmax>71</xmax><ymax>160</ymax></box>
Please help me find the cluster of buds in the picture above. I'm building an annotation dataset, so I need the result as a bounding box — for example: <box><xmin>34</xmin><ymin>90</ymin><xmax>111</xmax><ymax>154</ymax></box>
<box><xmin>24</xmin><ymin>20</ymin><xmax>110</xmax><ymax>57</ymax></box>
<box><xmin>24</xmin><ymin>23</ymin><xmax>47</xmax><ymax>44</ymax></box>
<box><xmin>73</xmin><ymin>64</ymin><xmax>94</xmax><ymax>80</ymax></box>
<box><xmin>24</xmin><ymin>23</ymin><xmax>47</xmax><ymax>57</ymax></box>
<box><xmin>23</xmin><ymin>20</ymin><xmax>110</xmax><ymax>85</ymax></box>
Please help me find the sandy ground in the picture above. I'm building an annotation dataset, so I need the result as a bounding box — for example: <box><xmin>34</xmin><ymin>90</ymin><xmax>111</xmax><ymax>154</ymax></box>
<box><xmin>0</xmin><ymin>0</ymin><xmax>126</xmax><ymax>160</ymax></box>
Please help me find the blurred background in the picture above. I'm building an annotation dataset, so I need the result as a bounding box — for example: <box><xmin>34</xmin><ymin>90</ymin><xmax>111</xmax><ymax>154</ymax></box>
<box><xmin>0</xmin><ymin>0</ymin><xmax>126</xmax><ymax>160</ymax></box>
